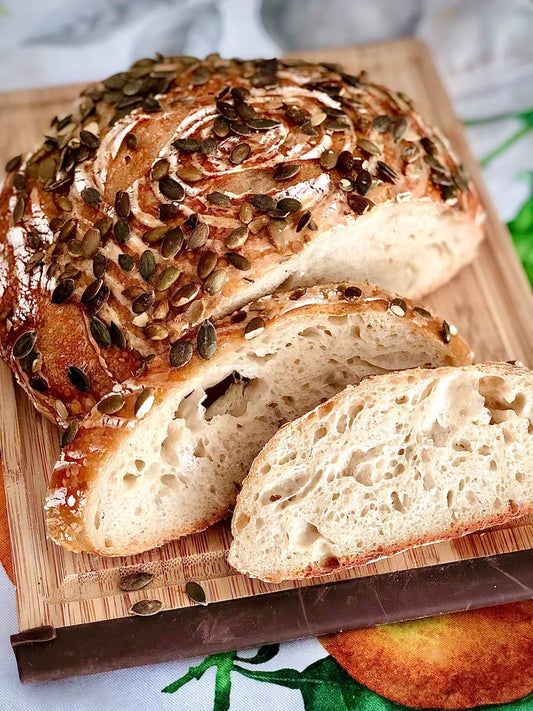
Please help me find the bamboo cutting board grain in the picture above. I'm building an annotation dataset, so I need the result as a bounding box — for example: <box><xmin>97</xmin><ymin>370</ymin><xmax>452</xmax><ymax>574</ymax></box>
<box><xmin>1</xmin><ymin>39</ymin><xmax>533</xmax><ymax>663</ymax></box>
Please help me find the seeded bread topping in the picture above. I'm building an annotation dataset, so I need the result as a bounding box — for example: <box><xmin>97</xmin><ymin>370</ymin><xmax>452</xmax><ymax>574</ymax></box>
<box><xmin>0</xmin><ymin>54</ymin><xmax>483</xmax><ymax>427</ymax></box>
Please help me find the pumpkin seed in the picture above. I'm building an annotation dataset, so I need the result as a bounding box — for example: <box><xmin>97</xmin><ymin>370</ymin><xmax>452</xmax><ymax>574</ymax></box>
<box><xmin>119</xmin><ymin>571</ymin><xmax>153</xmax><ymax>592</ymax></box>
<box><xmin>114</xmin><ymin>219</ymin><xmax>130</xmax><ymax>243</ymax></box>
<box><xmin>132</xmin><ymin>290</ymin><xmax>155</xmax><ymax>314</ymax></box>
<box><xmin>273</xmin><ymin>163</ymin><xmax>300</xmax><ymax>181</ymax></box>
<box><xmin>135</xmin><ymin>387</ymin><xmax>155</xmax><ymax>417</ymax></box>
<box><xmin>246</xmin><ymin>118</ymin><xmax>280</xmax><ymax>130</ymax></box>
<box><xmin>355</xmin><ymin>170</ymin><xmax>372</xmax><ymax>196</ymax></box>
<box><xmin>53</xmin><ymin>194</ymin><xmax>72</xmax><ymax>212</ymax></box>
<box><xmin>38</xmin><ymin>157</ymin><xmax>56</xmax><ymax>182</ymax></box>
<box><xmin>373</xmin><ymin>115</ymin><xmax>392</xmax><ymax>133</ymax></box>
<box><xmin>188</xmin><ymin>223</ymin><xmax>209</xmax><ymax>251</ymax></box>
<box><xmin>202</xmin><ymin>137</ymin><xmax>217</xmax><ymax>156</ymax></box>
<box><xmin>81</xmin><ymin>187</ymin><xmax>101</xmax><ymax>205</ymax></box>
<box><xmin>277</xmin><ymin>197</ymin><xmax>301</xmax><ymax>213</ymax></box>
<box><xmin>226</xmin><ymin>252</ymin><xmax>251</xmax><ymax>271</ymax></box>
<box><xmin>310</xmin><ymin>111</ymin><xmax>327</xmax><ymax>127</ymax></box>
<box><xmin>171</xmin><ymin>283</ymin><xmax>200</xmax><ymax>307</ymax></box>
<box><xmin>393</xmin><ymin>116</ymin><xmax>408</xmax><ymax>141</ymax></box>
<box><xmin>216</xmin><ymin>101</ymin><xmax>238</xmax><ymax>121</ymax></box>
<box><xmin>90</xmin><ymin>316</ymin><xmax>111</xmax><ymax>347</ymax></box>
<box><xmin>13</xmin><ymin>173</ymin><xmax>27</xmax><ymax>192</ymax></box>
<box><xmin>58</xmin><ymin>218</ymin><xmax>78</xmax><ymax>242</ymax></box>
<box><xmin>67</xmin><ymin>365</ymin><xmax>91</xmax><ymax>392</ymax></box>
<box><xmin>376</xmin><ymin>161</ymin><xmax>398</xmax><ymax>184</ymax></box>
<box><xmin>285</xmin><ymin>106</ymin><xmax>309</xmax><ymax>125</ymax></box>
<box><xmin>68</xmin><ymin>239</ymin><xmax>82</xmax><ymax>256</ymax></box>
<box><xmin>339</xmin><ymin>178</ymin><xmax>354</xmax><ymax>192</ymax></box>
<box><xmin>143</xmin><ymin>226</ymin><xmax>167</xmax><ymax>245</ymax></box>
<box><xmin>156</xmin><ymin>267</ymin><xmax>180</xmax><ymax>291</ymax></box>
<box><xmin>161</xmin><ymin>226</ymin><xmax>184</xmax><ymax>258</ymax></box>
<box><xmin>81</xmin><ymin>228</ymin><xmax>101</xmax><ymax>258</ymax></box>
<box><xmin>414</xmin><ymin>306</ymin><xmax>432</xmax><ymax>319</ymax></box>
<box><xmin>213</xmin><ymin>116</ymin><xmax>230</xmax><ymax>138</ymax></box>
<box><xmin>55</xmin><ymin>399</ymin><xmax>69</xmax><ymax>421</ymax></box>
<box><xmin>26</xmin><ymin>231</ymin><xmax>42</xmax><ymax>250</ymax></box>
<box><xmin>142</xmin><ymin>97</ymin><xmax>161</xmax><ymax>113</ymax></box>
<box><xmin>5</xmin><ymin>155</ymin><xmax>22</xmax><ymax>172</ymax></box>
<box><xmin>184</xmin><ymin>299</ymin><xmax>203</xmax><ymax>324</ymax></box>
<box><xmin>29</xmin><ymin>374</ymin><xmax>48</xmax><ymax>392</ymax></box>
<box><xmin>230</xmin><ymin>143</ymin><xmax>251</xmax><ymax>165</ymax></box>
<box><xmin>61</xmin><ymin>419</ymin><xmax>78</xmax><ymax>447</ymax></box>
<box><xmin>144</xmin><ymin>323</ymin><xmax>169</xmax><ymax>340</ymax></box>
<box><xmin>12</xmin><ymin>331</ymin><xmax>36</xmax><ymax>359</ymax></box>
<box><xmin>320</xmin><ymin>150</ymin><xmax>337</xmax><ymax>170</ymax></box>
<box><xmin>390</xmin><ymin>298</ymin><xmax>407</xmax><ymax>317</ymax></box>
<box><xmin>225</xmin><ymin>226</ymin><xmax>248</xmax><ymax>249</ymax></box>
<box><xmin>249</xmin><ymin>194</ymin><xmax>276</xmax><ymax>212</ymax></box>
<box><xmin>441</xmin><ymin>321</ymin><xmax>451</xmax><ymax>344</ymax></box>
<box><xmin>115</xmin><ymin>190</ymin><xmax>130</xmax><ymax>219</ymax></box>
<box><xmin>239</xmin><ymin>202</ymin><xmax>253</xmax><ymax>223</ymax></box>
<box><xmin>159</xmin><ymin>203</ymin><xmax>178</xmax><ymax>221</ymax></box>
<box><xmin>169</xmin><ymin>338</ymin><xmax>194</xmax><ymax>368</ymax></box>
<box><xmin>296</xmin><ymin>211</ymin><xmax>311</xmax><ymax>233</ymax></box>
<box><xmin>13</xmin><ymin>196</ymin><xmax>25</xmax><ymax>223</ymax></box>
<box><xmin>97</xmin><ymin>392</ymin><xmax>125</xmax><ymax>415</ymax></box>
<box><xmin>159</xmin><ymin>176</ymin><xmax>184</xmax><ymax>201</ymax></box>
<box><xmin>198</xmin><ymin>251</ymin><xmax>217</xmax><ymax>279</ymax></box>
<box><xmin>343</xmin><ymin>285</ymin><xmax>362</xmax><ymax>301</ymax></box>
<box><xmin>172</xmin><ymin>138</ymin><xmax>201</xmax><ymax>153</ymax></box>
<box><xmin>234</xmin><ymin>99</ymin><xmax>258</xmax><ymax>121</ymax></box>
<box><xmin>191</xmin><ymin>66</ymin><xmax>211</xmax><ymax>85</ymax></box>
<box><xmin>151</xmin><ymin>159</ymin><xmax>169</xmax><ymax>181</ymax></box>
<box><xmin>81</xmin><ymin>278</ymin><xmax>103</xmax><ymax>305</ymax></box>
<box><xmin>453</xmin><ymin>167</ymin><xmax>469</xmax><ymax>191</ymax></box>
<box><xmin>123</xmin><ymin>285</ymin><xmax>143</xmax><ymax>300</ymax></box>
<box><xmin>118</xmin><ymin>253</ymin><xmax>135</xmax><ymax>271</ymax></box>
<box><xmin>357</xmin><ymin>137</ymin><xmax>381</xmax><ymax>156</ymax></box>
<box><xmin>130</xmin><ymin>599</ymin><xmax>162</xmax><ymax>616</ymax></box>
<box><xmin>24</xmin><ymin>249</ymin><xmax>44</xmax><ymax>272</ymax></box>
<box><xmin>125</xmin><ymin>133</ymin><xmax>138</xmax><ymax>150</ymax></box>
<box><xmin>347</xmin><ymin>193</ymin><xmax>374</xmax><ymax>215</ymax></box>
<box><xmin>93</xmin><ymin>252</ymin><xmax>107</xmax><ymax>279</ymax></box>
<box><xmin>244</xmin><ymin>316</ymin><xmax>265</xmax><ymax>339</ymax></box>
<box><xmin>140</xmin><ymin>250</ymin><xmax>156</xmax><ymax>281</ymax></box>
<box><xmin>110</xmin><ymin>321</ymin><xmax>127</xmax><ymax>349</ymax></box>
<box><xmin>207</xmin><ymin>191</ymin><xmax>231</xmax><ymax>207</ymax></box>
<box><xmin>95</xmin><ymin>216</ymin><xmax>113</xmax><ymax>236</ymax></box>
<box><xmin>62</xmin><ymin>263</ymin><xmax>80</xmax><ymax>279</ymax></box>
<box><xmin>337</xmin><ymin>150</ymin><xmax>354</xmax><ymax>173</ymax></box>
<box><xmin>185</xmin><ymin>581</ymin><xmax>207</xmax><ymax>605</ymax></box>
<box><xmin>86</xmin><ymin>284</ymin><xmax>109</xmax><ymax>316</ymax></box>
<box><xmin>51</xmin><ymin>279</ymin><xmax>75</xmax><ymax>304</ymax></box>
<box><xmin>177</xmin><ymin>166</ymin><xmax>203</xmax><ymax>183</ymax></box>
<box><xmin>80</xmin><ymin>130</ymin><xmax>99</xmax><ymax>149</ymax></box>
<box><xmin>152</xmin><ymin>299</ymin><xmax>169</xmax><ymax>320</ymax></box>
<box><xmin>204</xmin><ymin>269</ymin><xmax>227</xmax><ymax>295</ymax></box>
<box><xmin>197</xmin><ymin>320</ymin><xmax>217</xmax><ymax>359</ymax></box>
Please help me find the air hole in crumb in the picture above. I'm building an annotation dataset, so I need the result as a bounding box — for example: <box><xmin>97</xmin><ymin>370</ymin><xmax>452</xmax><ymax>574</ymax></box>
<box><xmin>494</xmin><ymin>498</ymin><xmax>502</xmax><ymax>510</ymax></box>
<box><xmin>135</xmin><ymin>459</ymin><xmax>146</xmax><ymax>471</ymax></box>
<box><xmin>123</xmin><ymin>473</ymin><xmax>138</xmax><ymax>487</ymax></box>
<box><xmin>94</xmin><ymin>511</ymin><xmax>101</xmax><ymax>530</ymax></box>
<box><xmin>134</xmin><ymin>507</ymin><xmax>142</xmax><ymax>516</ymax></box>
<box><xmin>313</xmin><ymin>426</ymin><xmax>327</xmax><ymax>444</ymax></box>
<box><xmin>395</xmin><ymin>395</ymin><xmax>408</xmax><ymax>405</ymax></box>
<box><xmin>161</xmin><ymin>474</ymin><xmax>178</xmax><ymax>489</ymax></box>
<box><xmin>516</xmin><ymin>472</ymin><xmax>525</xmax><ymax>483</ymax></box>
<box><xmin>489</xmin><ymin>460</ymin><xmax>497</xmax><ymax>471</ymax></box>
<box><xmin>104</xmin><ymin>538</ymin><xmax>113</xmax><ymax>548</ymax></box>
<box><xmin>391</xmin><ymin>491</ymin><xmax>405</xmax><ymax>514</ymax></box>
<box><xmin>423</xmin><ymin>472</ymin><xmax>435</xmax><ymax>491</ymax></box>
<box><xmin>447</xmin><ymin>490</ymin><xmax>454</xmax><ymax>508</ymax></box>
<box><xmin>479</xmin><ymin>445</ymin><xmax>491</xmax><ymax>456</ymax></box>
<box><xmin>234</xmin><ymin>512</ymin><xmax>250</xmax><ymax>534</ymax></box>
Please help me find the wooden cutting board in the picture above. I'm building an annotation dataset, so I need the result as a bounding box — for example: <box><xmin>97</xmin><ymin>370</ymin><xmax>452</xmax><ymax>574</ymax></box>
<box><xmin>1</xmin><ymin>38</ymin><xmax>533</xmax><ymax>683</ymax></box>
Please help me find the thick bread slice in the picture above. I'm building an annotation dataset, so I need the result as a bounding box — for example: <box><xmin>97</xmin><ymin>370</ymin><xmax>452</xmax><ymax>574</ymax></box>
<box><xmin>46</xmin><ymin>283</ymin><xmax>471</xmax><ymax>556</ymax></box>
<box><xmin>228</xmin><ymin>363</ymin><xmax>533</xmax><ymax>583</ymax></box>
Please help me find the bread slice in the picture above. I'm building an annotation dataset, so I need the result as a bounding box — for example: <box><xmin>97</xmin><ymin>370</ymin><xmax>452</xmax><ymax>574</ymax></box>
<box><xmin>46</xmin><ymin>283</ymin><xmax>471</xmax><ymax>556</ymax></box>
<box><xmin>228</xmin><ymin>363</ymin><xmax>533</xmax><ymax>583</ymax></box>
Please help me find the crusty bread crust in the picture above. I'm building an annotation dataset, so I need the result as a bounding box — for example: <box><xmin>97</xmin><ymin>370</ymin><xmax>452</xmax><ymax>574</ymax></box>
<box><xmin>45</xmin><ymin>282</ymin><xmax>472</xmax><ymax>554</ymax></box>
<box><xmin>0</xmin><ymin>55</ymin><xmax>483</xmax><ymax>424</ymax></box>
<box><xmin>229</xmin><ymin>362</ymin><xmax>533</xmax><ymax>583</ymax></box>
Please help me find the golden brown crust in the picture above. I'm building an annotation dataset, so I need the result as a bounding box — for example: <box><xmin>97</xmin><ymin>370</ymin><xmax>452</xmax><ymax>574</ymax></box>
<box><xmin>0</xmin><ymin>54</ymin><xmax>482</xmax><ymax>425</ymax></box>
<box><xmin>45</xmin><ymin>281</ymin><xmax>472</xmax><ymax>553</ymax></box>
<box><xmin>321</xmin><ymin>600</ymin><xmax>533</xmax><ymax>708</ymax></box>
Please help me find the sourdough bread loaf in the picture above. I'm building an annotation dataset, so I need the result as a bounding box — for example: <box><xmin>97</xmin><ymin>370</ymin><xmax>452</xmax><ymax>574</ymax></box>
<box><xmin>0</xmin><ymin>54</ymin><xmax>483</xmax><ymax>424</ymax></box>
<box><xmin>45</xmin><ymin>283</ymin><xmax>472</xmax><ymax>556</ymax></box>
<box><xmin>228</xmin><ymin>363</ymin><xmax>533</xmax><ymax>583</ymax></box>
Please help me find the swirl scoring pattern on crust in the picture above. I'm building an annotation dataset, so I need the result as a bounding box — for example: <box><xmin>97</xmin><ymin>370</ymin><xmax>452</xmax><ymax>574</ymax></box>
<box><xmin>0</xmin><ymin>55</ymin><xmax>481</xmax><ymax>425</ymax></box>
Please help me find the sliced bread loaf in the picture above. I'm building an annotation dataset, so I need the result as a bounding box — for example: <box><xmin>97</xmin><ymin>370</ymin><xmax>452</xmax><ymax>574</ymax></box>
<box><xmin>229</xmin><ymin>363</ymin><xmax>533</xmax><ymax>582</ymax></box>
<box><xmin>46</xmin><ymin>283</ymin><xmax>471</xmax><ymax>556</ymax></box>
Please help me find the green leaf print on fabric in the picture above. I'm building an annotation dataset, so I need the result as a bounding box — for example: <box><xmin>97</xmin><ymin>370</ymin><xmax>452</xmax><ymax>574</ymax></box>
<box><xmin>163</xmin><ymin>647</ymin><xmax>533</xmax><ymax>711</ymax></box>
<box><xmin>465</xmin><ymin>109</ymin><xmax>533</xmax><ymax>167</ymax></box>
<box><xmin>507</xmin><ymin>176</ymin><xmax>533</xmax><ymax>285</ymax></box>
